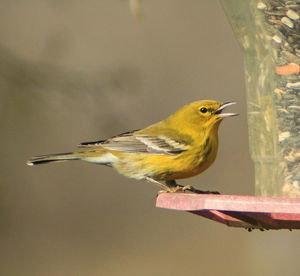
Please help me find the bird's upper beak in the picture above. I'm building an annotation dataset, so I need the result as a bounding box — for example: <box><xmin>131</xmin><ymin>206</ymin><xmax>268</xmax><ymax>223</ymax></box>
<box><xmin>215</xmin><ymin>101</ymin><xmax>238</xmax><ymax>118</ymax></box>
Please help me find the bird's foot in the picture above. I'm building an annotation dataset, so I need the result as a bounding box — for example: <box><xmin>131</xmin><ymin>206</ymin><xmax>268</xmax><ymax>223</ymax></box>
<box><xmin>169</xmin><ymin>184</ymin><xmax>220</xmax><ymax>195</ymax></box>
<box><xmin>172</xmin><ymin>185</ymin><xmax>194</xmax><ymax>193</ymax></box>
<box><xmin>155</xmin><ymin>183</ymin><xmax>187</xmax><ymax>194</ymax></box>
<box><xmin>146</xmin><ymin>177</ymin><xmax>220</xmax><ymax>195</ymax></box>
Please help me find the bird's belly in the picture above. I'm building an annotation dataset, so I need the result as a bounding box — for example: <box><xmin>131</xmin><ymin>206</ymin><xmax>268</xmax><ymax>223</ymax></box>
<box><xmin>114</xmin><ymin>146</ymin><xmax>217</xmax><ymax>181</ymax></box>
<box><xmin>159</xmin><ymin>149</ymin><xmax>217</xmax><ymax>180</ymax></box>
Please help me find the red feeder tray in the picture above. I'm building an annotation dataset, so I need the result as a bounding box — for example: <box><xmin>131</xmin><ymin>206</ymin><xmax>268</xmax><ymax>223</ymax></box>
<box><xmin>156</xmin><ymin>193</ymin><xmax>300</xmax><ymax>230</ymax></box>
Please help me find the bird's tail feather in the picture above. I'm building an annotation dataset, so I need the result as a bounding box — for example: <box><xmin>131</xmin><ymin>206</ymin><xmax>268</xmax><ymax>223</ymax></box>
<box><xmin>26</xmin><ymin>152</ymin><xmax>79</xmax><ymax>166</ymax></box>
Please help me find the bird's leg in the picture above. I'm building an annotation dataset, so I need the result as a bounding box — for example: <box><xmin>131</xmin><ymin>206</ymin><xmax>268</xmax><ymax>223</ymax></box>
<box><xmin>145</xmin><ymin>178</ymin><xmax>184</xmax><ymax>194</ymax></box>
<box><xmin>145</xmin><ymin>177</ymin><xmax>170</xmax><ymax>191</ymax></box>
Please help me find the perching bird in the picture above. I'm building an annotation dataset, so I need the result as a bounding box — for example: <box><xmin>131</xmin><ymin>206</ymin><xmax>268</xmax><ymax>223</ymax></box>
<box><xmin>27</xmin><ymin>100</ymin><xmax>237</xmax><ymax>192</ymax></box>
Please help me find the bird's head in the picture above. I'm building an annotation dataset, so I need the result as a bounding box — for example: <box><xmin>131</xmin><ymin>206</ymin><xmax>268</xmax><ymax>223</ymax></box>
<box><xmin>170</xmin><ymin>100</ymin><xmax>238</xmax><ymax>131</ymax></box>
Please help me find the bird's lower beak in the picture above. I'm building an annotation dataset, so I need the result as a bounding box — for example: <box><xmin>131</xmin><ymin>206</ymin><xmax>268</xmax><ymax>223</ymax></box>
<box><xmin>215</xmin><ymin>101</ymin><xmax>238</xmax><ymax>118</ymax></box>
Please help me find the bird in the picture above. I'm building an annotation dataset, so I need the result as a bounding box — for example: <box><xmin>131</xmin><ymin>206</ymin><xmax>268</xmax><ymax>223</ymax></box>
<box><xmin>27</xmin><ymin>100</ymin><xmax>238</xmax><ymax>193</ymax></box>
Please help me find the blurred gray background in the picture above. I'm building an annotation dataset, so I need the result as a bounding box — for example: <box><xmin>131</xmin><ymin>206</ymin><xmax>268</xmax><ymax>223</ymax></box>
<box><xmin>1</xmin><ymin>1</ymin><xmax>299</xmax><ymax>275</ymax></box>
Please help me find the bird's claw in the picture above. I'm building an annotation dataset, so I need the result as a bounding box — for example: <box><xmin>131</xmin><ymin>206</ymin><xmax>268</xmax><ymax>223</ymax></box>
<box><xmin>158</xmin><ymin>185</ymin><xmax>220</xmax><ymax>195</ymax></box>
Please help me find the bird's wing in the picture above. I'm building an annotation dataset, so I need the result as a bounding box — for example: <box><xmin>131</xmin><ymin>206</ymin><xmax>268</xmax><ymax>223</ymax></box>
<box><xmin>78</xmin><ymin>130</ymin><xmax>189</xmax><ymax>154</ymax></box>
<box><xmin>78</xmin><ymin>130</ymin><xmax>139</xmax><ymax>148</ymax></box>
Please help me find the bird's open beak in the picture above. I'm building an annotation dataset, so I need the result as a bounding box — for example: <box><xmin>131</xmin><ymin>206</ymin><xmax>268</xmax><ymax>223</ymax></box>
<box><xmin>215</xmin><ymin>101</ymin><xmax>238</xmax><ymax>118</ymax></box>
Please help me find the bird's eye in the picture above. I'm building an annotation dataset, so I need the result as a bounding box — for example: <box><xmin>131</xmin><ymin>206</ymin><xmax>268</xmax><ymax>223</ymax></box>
<box><xmin>200</xmin><ymin>107</ymin><xmax>208</xmax><ymax>114</ymax></box>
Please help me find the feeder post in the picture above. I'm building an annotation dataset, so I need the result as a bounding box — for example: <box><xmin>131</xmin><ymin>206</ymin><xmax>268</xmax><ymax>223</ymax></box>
<box><xmin>220</xmin><ymin>0</ymin><xmax>300</xmax><ymax>197</ymax></box>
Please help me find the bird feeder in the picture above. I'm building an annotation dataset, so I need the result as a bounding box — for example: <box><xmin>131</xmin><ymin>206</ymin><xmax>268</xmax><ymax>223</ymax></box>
<box><xmin>156</xmin><ymin>0</ymin><xmax>300</xmax><ymax>230</ymax></box>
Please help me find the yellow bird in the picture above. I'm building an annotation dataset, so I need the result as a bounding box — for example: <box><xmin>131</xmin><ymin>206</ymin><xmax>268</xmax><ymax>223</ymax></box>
<box><xmin>27</xmin><ymin>100</ymin><xmax>237</xmax><ymax>193</ymax></box>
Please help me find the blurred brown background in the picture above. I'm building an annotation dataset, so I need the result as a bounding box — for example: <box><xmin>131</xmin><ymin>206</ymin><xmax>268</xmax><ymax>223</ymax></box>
<box><xmin>1</xmin><ymin>1</ymin><xmax>299</xmax><ymax>275</ymax></box>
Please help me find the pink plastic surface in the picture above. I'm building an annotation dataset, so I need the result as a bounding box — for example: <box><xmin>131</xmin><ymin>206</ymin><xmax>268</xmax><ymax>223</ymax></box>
<box><xmin>156</xmin><ymin>193</ymin><xmax>300</xmax><ymax>230</ymax></box>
